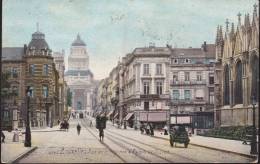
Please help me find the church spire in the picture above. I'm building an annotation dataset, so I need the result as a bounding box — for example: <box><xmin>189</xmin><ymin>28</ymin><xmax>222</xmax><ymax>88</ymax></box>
<box><xmin>237</xmin><ymin>12</ymin><xmax>241</xmax><ymax>26</ymax></box>
<box><xmin>215</xmin><ymin>25</ymin><xmax>220</xmax><ymax>44</ymax></box>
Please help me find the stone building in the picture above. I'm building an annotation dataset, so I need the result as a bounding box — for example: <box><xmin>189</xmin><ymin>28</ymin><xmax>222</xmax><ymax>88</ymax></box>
<box><xmin>2</xmin><ymin>28</ymin><xmax>63</xmax><ymax>129</ymax></box>
<box><xmin>65</xmin><ymin>34</ymin><xmax>95</xmax><ymax>117</ymax></box>
<box><xmin>214</xmin><ymin>5</ymin><xmax>259</xmax><ymax>127</ymax></box>
<box><xmin>53</xmin><ymin>50</ymin><xmax>67</xmax><ymax>120</ymax></box>
<box><xmin>169</xmin><ymin>42</ymin><xmax>215</xmax><ymax>131</ymax></box>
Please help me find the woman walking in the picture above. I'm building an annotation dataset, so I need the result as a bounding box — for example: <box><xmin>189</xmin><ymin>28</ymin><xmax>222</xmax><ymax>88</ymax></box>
<box><xmin>77</xmin><ymin>123</ymin><xmax>81</xmax><ymax>135</ymax></box>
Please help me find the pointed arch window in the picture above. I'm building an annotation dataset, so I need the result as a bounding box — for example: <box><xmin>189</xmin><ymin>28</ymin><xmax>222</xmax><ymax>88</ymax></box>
<box><xmin>235</xmin><ymin>60</ymin><xmax>243</xmax><ymax>104</ymax></box>
<box><xmin>224</xmin><ymin>65</ymin><xmax>230</xmax><ymax>105</ymax></box>
<box><xmin>251</xmin><ymin>54</ymin><xmax>259</xmax><ymax>102</ymax></box>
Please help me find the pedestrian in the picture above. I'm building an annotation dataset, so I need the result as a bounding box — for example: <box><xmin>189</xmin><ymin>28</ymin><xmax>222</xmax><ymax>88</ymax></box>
<box><xmin>1</xmin><ymin>131</ymin><xmax>5</xmax><ymax>143</ymax></box>
<box><xmin>77</xmin><ymin>123</ymin><xmax>81</xmax><ymax>135</ymax></box>
<box><xmin>90</xmin><ymin>120</ymin><xmax>93</xmax><ymax>127</ymax></box>
<box><xmin>150</xmin><ymin>124</ymin><xmax>154</xmax><ymax>136</ymax></box>
<box><xmin>13</xmin><ymin>128</ymin><xmax>20</xmax><ymax>142</ymax></box>
<box><xmin>99</xmin><ymin>128</ymin><xmax>104</xmax><ymax>141</ymax></box>
<box><xmin>57</xmin><ymin>119</ymin><xmax>60</xmax><ymax>125</ymax></box>
<box><xmin>163</xmin><ymin>125</ymin><xmax>168</xmax><ymax>135</ymax></box>
<box><xmin>146</xmin><ymin>124</ymin><xmax>150</xmax><ymax>135</ymax></box>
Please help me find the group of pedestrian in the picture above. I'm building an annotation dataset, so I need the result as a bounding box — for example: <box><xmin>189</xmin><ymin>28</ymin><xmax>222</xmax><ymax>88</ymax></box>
<box><xmin>140</xmin><ymin>123</ymin><xmax>154</xmax><ymax>136</ymax></box>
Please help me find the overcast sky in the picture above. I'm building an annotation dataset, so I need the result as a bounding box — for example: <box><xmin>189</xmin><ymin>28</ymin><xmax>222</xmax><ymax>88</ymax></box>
<box><xmin>2</xmin><ymin>0</ymin><xmax>257</xmax><ymax>80</ymax></box>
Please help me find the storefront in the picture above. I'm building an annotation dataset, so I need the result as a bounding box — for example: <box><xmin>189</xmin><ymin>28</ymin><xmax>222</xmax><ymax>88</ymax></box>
<box><xmin>139</xmin><ymin>111</ymin><xmax>167</xmax><ymax>129</ymax></box>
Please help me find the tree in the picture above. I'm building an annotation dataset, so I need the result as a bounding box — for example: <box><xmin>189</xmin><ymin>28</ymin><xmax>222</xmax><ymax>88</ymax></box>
<box><xmin>66</xmin><ymin>88</ymin><xmax>72</xmax><ymax>107</ymax></box>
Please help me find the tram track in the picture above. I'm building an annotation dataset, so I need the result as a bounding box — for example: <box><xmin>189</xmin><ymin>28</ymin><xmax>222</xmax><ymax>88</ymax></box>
<box><xmin>81</xmin><ymin>118</ymin><xmax>199</xmax><ymax>163</ymax></box>
<box><xmin>80</xmin><ymin>119</ymin><xmax>127</xmax><ymax>163</ymax></box>
<box><xmin>81</xmin><ymin>119</ymin><xmax>175</xmax><ymax>163</ymax></box>
<box><xmin>106</xmin><ymin>129</ymin><xmax>199</xmax><ymax>163</ymax></box>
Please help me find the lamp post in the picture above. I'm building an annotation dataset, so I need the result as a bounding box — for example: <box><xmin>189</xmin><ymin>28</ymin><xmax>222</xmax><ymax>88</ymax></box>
<box><xmin>24</xmin><ymin>87</ymin><xmax>31</xmax><ymax>147</ymax></box>
<box><xmin>250</xmin><ymin>95</ymin><xmax>258</xmax><ymax>155</ymax></box>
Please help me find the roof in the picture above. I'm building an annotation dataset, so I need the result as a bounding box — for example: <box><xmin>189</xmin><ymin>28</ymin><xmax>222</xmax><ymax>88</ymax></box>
<box><xmin>28</xmin><ymin>31</ymin><xmax>49</xmax><ymax>50</ymax></box>
<box><xmin>133</xmin><ymin>46</ymin><xmax>171</xmax><ymax>55</ymax></box>
<box><xmin>2</xmin><ymin>47</ymin><xmax>24</xmax><ymax>61</ymax></box>
<box><xmin>65</xmin><ymin>70</ymin><xmax>93</xmax><ymax>77</ymax></box>
<box><xmin>71</xmin><ymin>34</ymin><xmax>86</xmax><ymax>46</ymax></box>
<box><xmin>172</xmin><ymin>44</ymin><xmax>215</xmax><ymax>58</ymax></box>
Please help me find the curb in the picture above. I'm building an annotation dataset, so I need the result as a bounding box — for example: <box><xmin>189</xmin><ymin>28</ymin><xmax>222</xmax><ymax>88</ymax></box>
<box><xmin>7</xmin><ymin>146</ymin><xmax>38</xmax><ymax>164</ymax></box>
<box><xmin>152</xmin><ymin>135</ymin><xmax>257</xmax><ymax>159</ymax></box>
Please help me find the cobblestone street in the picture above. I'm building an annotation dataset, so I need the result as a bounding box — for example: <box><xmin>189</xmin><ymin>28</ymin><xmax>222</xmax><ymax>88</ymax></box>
<box><xmin>16</xmin><ymin>118</ymin><xmax>254</xmax><ymax>163</ymax></box>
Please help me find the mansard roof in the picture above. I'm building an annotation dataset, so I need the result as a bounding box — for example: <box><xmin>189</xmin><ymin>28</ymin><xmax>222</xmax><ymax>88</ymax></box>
<box><xmin>171</xmin><ymin>44</ymin><xmax>215</xmax><ymax>58</ymax></box>
<box><xmin>2</xmin><ymin>47</ymin><xmax>24</xmax><ymax>61</ymax></box>
<box><xmin>65</xmin><ymin>69</ymin><xmax>93</xmax><ymax>77</ymax></box>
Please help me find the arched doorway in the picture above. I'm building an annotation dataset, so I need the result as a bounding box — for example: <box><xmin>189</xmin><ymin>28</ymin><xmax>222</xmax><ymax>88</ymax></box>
<box><xmin>251</xmin><ymin>53</ymin><xmax>259</xmax><ymax>102</ymax></box>
<box><xmin>223</xmin><ymin>65</ymin><xmax>230</xmax><ymax>105</ymax></box>
<box><xmin>235</xmin><ymin>60</ymin><xmax>243</xmax><ymax>104</ymax></box>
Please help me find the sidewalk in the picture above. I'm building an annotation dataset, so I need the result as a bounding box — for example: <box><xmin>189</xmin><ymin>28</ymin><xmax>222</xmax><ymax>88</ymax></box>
<box><xmin>1</xmin><ymin>131</ymin><xmax>37</xmax><ymax>163</ymax></box>
<box><xmin>106</xmin><ymin>120</ymin><xmax>257</xmax><ymax>158</ymax></box>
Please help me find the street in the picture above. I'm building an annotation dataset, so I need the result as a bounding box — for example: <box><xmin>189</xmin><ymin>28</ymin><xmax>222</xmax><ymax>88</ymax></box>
<box><xmin>17</xmin><ymin>118</ymin><xmax>254</xmax><ymax>163</ymax></box>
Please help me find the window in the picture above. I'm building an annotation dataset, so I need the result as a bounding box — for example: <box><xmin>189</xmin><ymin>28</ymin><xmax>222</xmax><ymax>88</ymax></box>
<box><xmin>144</xmin><ymin>101</ymin><xmax>149</xmax><ymax>111</ymax></box>
<box><xmin>43</xmin><ymin>64</ymin><xmax>48</xmax><ymax>76</ymax></box>
<box><xmin>29</xmin><ymin>64</ymin><xmax>35</xmax><ymax>76</ymax></box>
<box><xmin>42</xmin><ymin>85</ymin><xmax>49</xmax><ymax>98</ymax></box>
<box><xmin>156</xmin><ymin>81</ymin><xmax>163</xmax><ymax>95</ymax></box>
<box><xmin>197</xmin><ymin>72</ymin><xmax>202</xmax><ymax>81</ymax></box>
<box><xmin>28</xmin><ymin>86</ymin><xmax>34</xmax><ymax>97</ymax></box>
<box><xmin>143</xmin><ymin>81</ymin><xmax>150</xmax><ymax>95</ymax></box>
<box><xmin>185</xmin><ymin>72</ymin><xmax>190</xmax><ymax>81</ymax></box>
<box><xmin>209</xmin><ymin>76</ymin><xmax>214</xmax><ymax>84</ymax></box>
<box><xmin>12</xmin><ymin>68</ymin><xmax>18</xmax><ymax>78</ymax></box>
<box><xmin>184</xmin><ymin>90</ymin><xmax>191</xmax><ymax>100</ymax></box>
<box><xmin>156</xmin><ymin>64</ymin><xmax>162</xmax><ymax>75</ymax></box>
<box><xmin>12</xmin><ymin>86</ymin><xmax>18</xmax><ymax>96</ymax></box>
<box><xmin>185</xmin><ymin>59</ymin><xmax>190</xmax><ymax>63</ymax></box>
<box><xmin>235</xmin><ymin>60</ymin><xmax>243</xmax><ymax>104</ymax></box>
<box><xmin>171</xmin><ymin>58</ymin><xmax>178</xmax><ymax>64</ymax></box>
<box><xmin>143</xmin><ymin>64</ymin><xmax>149</xmax><ymax>75</ymax></box>
<box><xmin>224</xmin><ymin>65</ymin><xmax>230</xmax><ymax>105</ymax></box>
<box><xmin>172</xmin><ymin>90</ymin><xmax>180</xmax><ymax>100</ymax></box>
<box><xmin>173</xmin><ymin>72</ymin><xmax>178</xmax><ymax>82</ymax></box>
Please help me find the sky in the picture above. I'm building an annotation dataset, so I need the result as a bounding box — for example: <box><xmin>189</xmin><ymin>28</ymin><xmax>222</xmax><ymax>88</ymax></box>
<box><xmin>2</xmin><ymin>0</ymin><xmax>258</xmax><ymax>80</ymax></box>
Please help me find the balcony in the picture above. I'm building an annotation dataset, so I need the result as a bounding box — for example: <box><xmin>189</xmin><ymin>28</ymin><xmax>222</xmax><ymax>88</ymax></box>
<box><xmin>170</xmin><ymin>99</ymin><xmax>193</xmax><ymax>105</ymax></box>
<box><xmin>170</xmin><ymin>80</ymin><xmax>206</xmax><ymax>86</ymax></box>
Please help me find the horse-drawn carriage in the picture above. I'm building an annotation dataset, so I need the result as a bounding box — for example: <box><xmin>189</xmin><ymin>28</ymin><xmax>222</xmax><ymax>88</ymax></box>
<box><xmin>169</xmin><ymin>114</ymin><xmax>191</xmax><ymax>148</ymax></box>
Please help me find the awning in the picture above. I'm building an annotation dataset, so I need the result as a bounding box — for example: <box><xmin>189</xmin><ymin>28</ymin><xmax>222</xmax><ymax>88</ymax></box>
<box><xmin>139</xmin><ymin>112</ymin><xmax>167</xmax><ymax>122</ymax></box>
<box><xmin>113</xmin><ymin>113</ymin><xmax>119</xmax><ymax>119</ymax></box>
<box><xmin>124</xmin><ymin>113</ymin><xmax>134</xmax><ymax>121</ymax></box>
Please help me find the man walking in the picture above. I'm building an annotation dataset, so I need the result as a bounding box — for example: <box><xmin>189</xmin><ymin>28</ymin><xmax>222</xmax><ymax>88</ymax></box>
<box><xmin>77</xmin><ymin>123</ymin><xmax>81</xmax><ymax>135</ymax></box>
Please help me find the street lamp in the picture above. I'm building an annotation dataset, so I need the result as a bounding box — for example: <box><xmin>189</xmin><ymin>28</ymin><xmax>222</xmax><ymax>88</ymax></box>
<box><xmin>250</xmin><ymin>95</ymin><xmax>258</xmax><ymax>155</ymax></box>
<box><xmin>24</xmin><ymin>87</ymin><xmax>31</xmax><ymax>147</ymax></box>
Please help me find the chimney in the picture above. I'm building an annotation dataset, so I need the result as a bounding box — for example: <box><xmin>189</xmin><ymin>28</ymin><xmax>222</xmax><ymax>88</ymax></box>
<box><xmin>24</xmin><ymin>44</ymin><xmax>27</xmax><ymax>54</ymax></box>
<box><xmin>202</xmin><ymin>41</ymin><xmax>207</xmax><ymax>52</ymax></box>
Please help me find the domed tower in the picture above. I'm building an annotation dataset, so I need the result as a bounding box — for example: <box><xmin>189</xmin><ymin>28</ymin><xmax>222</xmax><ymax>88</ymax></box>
<box><xmin>24</xmin><ymin>26</ymin><xmax>57</xmax><ymax>128</ymax></box>
<box><xmin>68</xmin><ymin>34</ymin><xmax>89</xmax><ymax>70</ymax></box>
<box><xmin>65</xmin><ymin>34</ymin><xmax>94</xmax><ymax>117</ymax></box>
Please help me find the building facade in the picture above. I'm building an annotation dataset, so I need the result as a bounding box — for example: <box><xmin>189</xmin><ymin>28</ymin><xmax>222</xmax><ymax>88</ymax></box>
<box><xmin>169</xmin><ymin>42</ymin><xmax>215</xmax><ymax>131</ymax></box>
<box><xmin>65</xmin><ymin>34</ymin><xmax>95</xmax><ymax>117</ymax></box>
<box><xmin>214</xmin><ymin>5</ymin><xmax>259</xmax><ymax>128</ymax></box>
<box><xmin>2</xmin><ymin>28</ymin><xmax>64</xmax><ymax>129</ymax></box>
